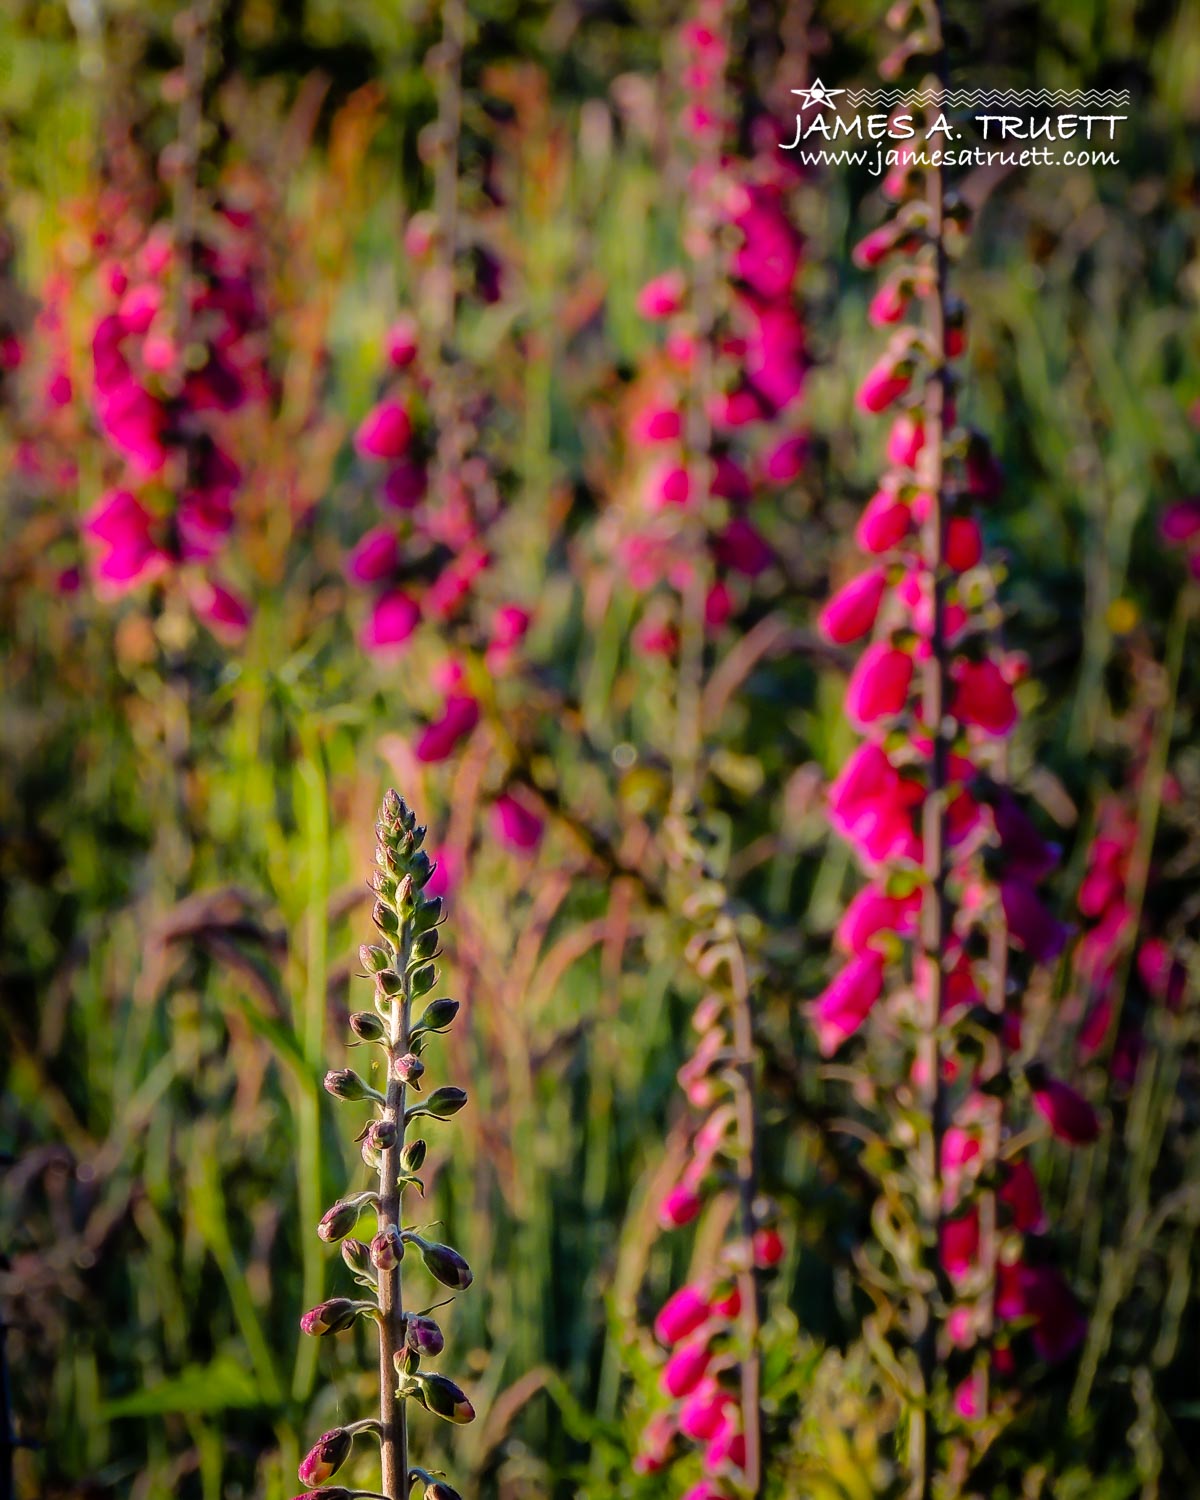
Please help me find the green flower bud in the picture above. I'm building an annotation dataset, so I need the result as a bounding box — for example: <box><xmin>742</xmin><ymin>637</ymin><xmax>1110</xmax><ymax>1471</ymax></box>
<box><xmin>376</xmin><ymin>969</ymin><xmax>404</xmax><ymax>998</ymax></box>
<box><xmin>424</xmin><ymin>1483</ymin><xmax>463</xmax><ymax>1500</ymax></box>
<box><xmin>366</xmin><ymin>1118</ymin><xmax>398</xmax><ymax>1151</ymax></box>
<box><xmin>340</xmin><ymin>1238</ymin><xmax>371</xmax><ymax>1275</ymax></box>
<box><xmin>412</xmin><ymin>928</ymin><xmax>440</xmax><ymax>961</ymax></box>
<box><xmin>372</xmin><ymin>900</ymin><xmax>399</xmax><ymax>935</ymax></box>
<box><xmin>349</xmin><ymin>1011</ymin><xmax>385</xmax><ymax>1043</ymax></box>
<box><xmin>359</xmin><ymin>944</ymin><xmax>391</xmax><ymax>973</ymax></box>
<box><xmin>414</xmin><ymin>997</ymin><xmax>459</xmax><ymax>1034</ymax></box>
<box><xmin>323</xmin><ymin>1069</ymin><xmax>383</xmax><ymax>1104</ymax></box>
<box><xmin>400</xmin><ymin>1138</ymin><xmax>428</xmax><ymax>1173</ymax></box>
<box><xmin>409</xmin><ymin>852</ymin><xmax>434</xmax><ymax>889</ymax></box>
<box><xmin>411</xmin><ymin>963</ymin><xmax>437</xmax><ymax>997</ymax></box>
<box><xmin>405</xmin><ymin>1234</ymin><xmax>473</xmax><ymax>1289</ymax></box>
<box><xmin>414</xmin><ymin>895</ymin><xmax>443</xmax><ymax>933</ymax></box>
<box><xmin>407</xmin><ymin>1086</ymin><xmax>467</xmax><ymax>1122</ymax></box>
<box><xmin>414</xmin><ymin>1371</ymin><xmax>475</xmax><ymax>1424</ymax></box>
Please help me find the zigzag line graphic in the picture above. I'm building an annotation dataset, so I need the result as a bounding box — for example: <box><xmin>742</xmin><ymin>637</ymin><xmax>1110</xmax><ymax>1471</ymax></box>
<box><xmin>842</xmin><ymin>88</ymin><xmax>1130</xmax><ymax>108</ymax></box>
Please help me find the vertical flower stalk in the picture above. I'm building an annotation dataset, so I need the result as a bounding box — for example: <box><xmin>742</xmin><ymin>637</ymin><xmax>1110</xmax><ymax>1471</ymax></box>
<box><xmin>298</xmin><ymin>793</ymin><xmax>474</xmax><ymax>1500</ymax></box>
<box><xmin>815</xmin><ymin>1</ymin><xmax>1094</xmax><ymax>1489</ymax></box>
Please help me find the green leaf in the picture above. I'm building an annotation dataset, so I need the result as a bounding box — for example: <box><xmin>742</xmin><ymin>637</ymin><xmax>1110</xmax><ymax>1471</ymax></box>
<box><xmin>99</xmin><ymin>1354</ymin><xmax>263</xmax><ymax>1418</ymax></box>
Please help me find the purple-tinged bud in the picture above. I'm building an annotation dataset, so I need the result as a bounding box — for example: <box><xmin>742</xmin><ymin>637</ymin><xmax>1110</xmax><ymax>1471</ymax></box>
<box><xmin>287</xmin><ymin>1490</ymin><xmax>354</xmax><ymax>1500</ymax></box>
<box><xmin>406</xmin><ymin>1234</ymin><xmax>473</xmax><ymax>1289</ymax></box>
<box><xmin>382</xmin><ymin>788</ymin><xmax>404</xmax><ymax>822</ymax></box>
<box><xmin>414</xmin><ymin>997</ymin><xmax>459</xmax><ymax>1033</ymax></box>
<box><xmin>317</xmin><ymin>1198</ymin><xmax>370</xmax><ymax>1242</ymax></box>
<box><xmin>423</xmin><ymin>1485</ymin><xmax>463</xmax><ymax>1500</ymax></box>
<box><xmin>400</xmin><ymin>1138</ymin><xmax>428</xmax><ymax>1173</ymax></box>
<box><xmin>299</xmin><ymin>1298</ymin><xmax>364</xmax><ymax>1336</ymax></box>
<box><xmin>414</xmin><ymin>895</ymin><xmax>443</xmax><ymax>933</ymax></box>
<box><xmin>407</xmin><ymin>1086</ymin><xmax>467</xmax><ymax>1122</ymax></box>
<box><xmin>349</xmin><ymin>1011</ymin><xmax>385</xmax><ymax>1043</ymax></box>
<box><xmin>414</xmin><ymin>1371</ymin><xmax>475</xmax><ymax>1424</ymax></box>
<box><xmin>411</xmin><ymin>963</ymin><xmax>437</xmax><ymax>997</ymax></box>
<box><xmin>396</xmin><ymin>874</ymin><xmax>415</xmax><ymax>908</ymax></box>
<box><xmin>366</xmin><ymin>1118</ymin><xmax>398</xmax><ymax>1151</ymax></box>
<box><xmin>341</xmin><ymin>1238</ymin><xmax>371</xmax><ymax>1275</ymax></box>
<box><xmin>297</xmin><ymin>1427</ymin><xmax>353</xmax><ymax>1486</ymax></box>
<box><xmin>372</xmin><ymin>900</ymin><xmax>399</xmax><ymax>935</ymax></box>
<box><xmin>376</xmin><ymin>969</ymin><xmax>403</xmax><ymax>997</ymax></box>
<box><xmin>371</xmin><ymin>1224</ymin><xmax>404</xmax><ymax>1270</ymax></box>
<box><xmin>360</xmin><ymin>944</ymin><xmax>391</xmax><ymax>973</ymax></box>
<box><xmin>393</xmin><ymin>1053</ymin><xmax>425</xmax><ymax>1087</ymax></box>
<box><xmin>323</xmin><ymin>1069</ymin><xmax>382</xmax><ymax>1104</ymax></box>
<box><xmin>405</xmin><ymin>1313</ymin><xmax>445</xmax><ymax>1356</ymax></box>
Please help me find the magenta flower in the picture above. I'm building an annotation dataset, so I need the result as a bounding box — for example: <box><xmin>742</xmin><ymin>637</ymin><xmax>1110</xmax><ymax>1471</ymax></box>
<box><xmin>384</xmin><ymin>316</ymin><xmax>419</xmax><ymax>367</ymax></box>
<box><xmin>188</xmin><ymin>579</ymin><xmax>251</xmax><ymax>642</ymax></box>
<box><xmin>345</xmin><ymin>526</ymin><xmax>400</xmax><ymax>584</ymax></box>
<box><xmin>950</xmin><ymin>658</ymin><xmax>1017</xmax><ymax>735</ymax></box>
<box><xmin>1030</xmin><ymin>1075</ymin><xmax>1100</xmax><ymax>1146</ymax></box>
<box><xmin>819</xmin><ymin>567</ymin><xmax>889</xmax><ymax>645</ymax></box>
<box><xmin>658</xmin><ymin>1182</ymin><xmax>703</xmax><ymax>1230</ymax></box>
<box><xmin>845</xmin><ymin>641</ymin><xmax>914</xmax><ymax>730</ymax></box>
<box><xmin>714</xmin><ymin>517</ymin><xmax>772</xmax><ymax>576</ymax></box>
<box><xmin>660</xmin><ymin>1337</ymin><xmax>712</xmax><ymax>1399</ymax></box>
<box><xmin>637</xmin><ymin>269</ymin><xmax>687</xmax><ymax>319</ymax></box>
<box><xmin>811</xmin><ymin>951</ymin><xmax>886</xmax><ymax>1055</ymax></box>
<box><xmin>381</xmin><ymin>460</ymin><xmax>428</xmax><ymax>510</ymax></box>
<box><xmin>414</xmin><ymin>694</ymin><xmax>480</xmax><ymax>763</ymax></box>
<box><xmin>855</xmin><ymin>488</ymin><xmax>911</xmax><ymax>553</ymax></box>
<box><xmin>360</xmin><ymin>588</ymin><xmax>421</xmax><ymax>655</ymax></box>
<box><xmin>855</xmin><ymin>356</ymin><xmax>912</xmax><ymax>414</ymax></box>
<box><xmin>83</xmin><ymin>489</ymin><xmax>168</xmax><ymax>596</ymax></box>
<box><xmin>490</xmin><ymin>792</ymin><xmax>544</xmax><ymax>852</ymax></box>
<box><xmin>835</xmin><ymin>882</ymin><xmax>920</xmax><ymax>954</ymax></box>
<box><xmin>354</xmin><ymin>396</ymin><xmax>412</xmax><ymax>460</ymax></box>
<box><xmin>654</xmin><ymin>1284</ymin><xmax>712</xmax><ymax>1345</ymax></box>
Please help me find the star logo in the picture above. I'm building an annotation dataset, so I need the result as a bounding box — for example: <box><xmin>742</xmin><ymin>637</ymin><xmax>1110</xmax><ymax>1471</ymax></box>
<box><xmin>789</xmin><ymin>77</ymin><xmax>845</xmax><ymax>111</ymax></box>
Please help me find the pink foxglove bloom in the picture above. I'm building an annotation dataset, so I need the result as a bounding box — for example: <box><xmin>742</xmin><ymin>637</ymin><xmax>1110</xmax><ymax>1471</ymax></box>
<box><xmin>845</xmin><ymin>641</ymin><xmax>914</xmax><ymax>729</ymax></box>
<box><xmin>658</xmin><ymin>1183</ymin><xmax>703</xmax><ymax>1230</ymax></box>
<box><xmin>414</xmin><ymin>695</ymin><xmax>480</xmax><ymax>763</ymax></box>
<box><xmin>811</xmin><ymin>951</ymin><xmax>885</xmax><ymax>1055</ymax></box>
<box><xmin>654</xmin><ymin>1284</ymin><xmax>711</xmax><ymax>1345</ymax></box>
<box><xmin>354</xmin><ymin>397</ymin><xmax>412</xmax><ymax>460</ymax></box>
<box><xmin>1031</xmin><ymin>1075</ymin><xmax>1100</xmax><ymax>1146</ymax></box>
<box><xmin>818</xmin><ymin>566</ymin><xmax>888</xmax><ymax>644</ymax></box>
<box><xmin>661</xmin><ymin>1338</ymin><xmax>712</xmax><ymax>1399</ymax></box>
<box><xmin>835</xmin><ymin>882</ymin><xmax>920</xmax><ymax>954</ymax></box>
<box><xmin>855</xmin><ymin>356</ymin><xmax>912</xmax><ymax>414</ymax></box>
<box><xmin>360</xmin><ymin>588</ymin><xmax>420</xmax><ymax>655</ymax></box>
<box><xmin>636</xmin><ymin>269</ymin><xmax>687</xmax><ymax>319</ymax></box>
<box><xmin>490</xmin><ymin>792</ymin><xmax>545</xmax><ymax>852</ymax></box>
<box><xmin>855</xmin><ymin>488</ymin><xmax>911</xmax><ymax>553</ymax></box>
<box><xmin>950</xmin><ymin>658</ymin><xmax>1018</xmax><ymax>735</ymax></box>
<box><xmin>345</xmin><ymin>526</ymin><xmax>400</xmax><ymax>584</ymax></box>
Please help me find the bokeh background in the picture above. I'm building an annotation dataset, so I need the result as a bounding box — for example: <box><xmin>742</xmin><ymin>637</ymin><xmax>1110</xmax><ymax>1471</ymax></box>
<box><xmin>2</xmin><ymin>1</ymin><xmax>1199</xmax><ymax>1497</ymax></box>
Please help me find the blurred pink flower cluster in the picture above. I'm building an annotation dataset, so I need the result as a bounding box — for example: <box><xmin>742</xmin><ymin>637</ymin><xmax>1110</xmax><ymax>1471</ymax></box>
<box><xmin>814</xmin><ymin>98</ymin><xmax>1093</xmax><ymax>1413</ymax></box>
<box><xmin>612</xmin><ymin>10</ymin><xmax>808</xmax><ymax>658</ymax></box>
<box><xmin>75</xmin><ymin>189</ymin><xmax>273</xmax><ymax>640</ymax></box>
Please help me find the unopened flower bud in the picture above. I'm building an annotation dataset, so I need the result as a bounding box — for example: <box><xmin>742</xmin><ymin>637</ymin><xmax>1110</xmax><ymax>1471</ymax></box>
<box><xmin>407</xmin><ymin>1234</ymin><xmax>473</xmax><ymax>1289</ymax></box>
<box><xmin>341</xmin><ymin>1238</ymin><xmax>371</xmax><ymax>1275</ymax></box>
<box><xmin>372</xmin><ymin>1224</ymin><xmax>404</xmax><ymax>1270</ymax></box>
<box><xmin>415</xmin><ymin>997</ymin><xmax>459</xmax><ymax>1033</ymax></box>
<box><xmin>407</xmin><ymin>1086</ymin><xmax>467</xmax><ymax>1122</ymax></box>
<box><xmin>412</xmin><ymin>928</ymin><xmax>440</xmax><ymax>961</ymax></box>
<box><xmin>414</xmin><ymin>1371</ymin><xmax>475</xmax><ymax>1424</ymax></box>
<box><xmin>394</xmin><ymin>1052</ymin><xmax>425</xmax><ymax>1087</ymax></box>
<box><xmin>366</xmin><ymin>1118</ymin><xmax>398</xmax><ymax>1151</ymax></box>
<box><xmin>396</xmin><ymin>874</ymin><xmax>415</xmax><ymax>908</ymax></box>
<box><xmin>349</xmin><ymin>1011</ymin><xmax>385</xmax><ymax>1043</ymax></box>
<box><xmin>297</xmin><ymin>1427</ymin><xmax>353</xmax><ymax>1486</ymax></box>
<box><xmin>373</xmin><ymin>900</ymin><xmax>399</xmax><ymax>935</ymax></box>
<box><xmin>410</xmin><ymin>963</ymin><xmax>437</xmax><ymax>997</ymax></box>
<box><xmin>318</xmin><ymin>1197</ymin><xmax>369</xmax><ymax>1242</ymax></box>
<box><xmin>423</xmin><ymin>1484</ymin><xmax>463</xmax><ymax>1500</ymax></box>
<box><xmin>360</xmin><ymin>944</ymin><xmax>391</xmax><ymax>973</ymax></box>
<box><xmin>405</xmin><ymin>1312</ymin><xmax>445</xmax><ymax>1356</ymax></box>
<box><xmin>414</xmin><ymin>895</ymin><xmax>443</xmax><ymax>933</ymax></box>
<box><xmin>382</xmin><ymin>788</ymin><xmax>404</xmax><ymax>822</ymax></box>
<box><xmin>323</xmin><ymin>1068</ymin><xmax>382</xmax><ymax>1104</ymax></box>
<box><xmin>409</xmin><ymin>852</ymin><xmax>434</xmax><ymax>889</ymax></box>
<box><xmin>401</xmin><ymin>1138</ymin><xmax>428</xmax><ymax>1173</ymax></box>
<box><xmin>288</xmin><ymin>1489</ymin><xmax>354</xmax><ymax>1500</ymax></box>
<box><xmin>376</xmin><ymin>969</ymin><xmax>404</xmax><ymax>997</ymax></box>
<box><xmin>299</xmin><ymin>1297</ymin><xmax>364</xmax><ymax>1336</ymax></box>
